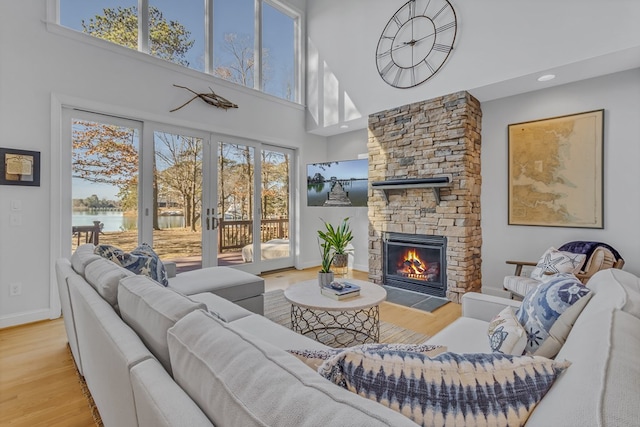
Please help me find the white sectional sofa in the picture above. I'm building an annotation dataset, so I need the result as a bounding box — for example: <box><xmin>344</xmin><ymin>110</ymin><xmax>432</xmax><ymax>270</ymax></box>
<box><xmin>55</xmin><ymin>243</ymin><xmax>640</xmax><ymax>426</ymax></box>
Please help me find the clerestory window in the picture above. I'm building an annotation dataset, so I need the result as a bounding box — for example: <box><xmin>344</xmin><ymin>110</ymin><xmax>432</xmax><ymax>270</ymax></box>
<box><xmin>58</xmin><ymin>0</ymin><xmax>300</xmax><ymax>103</ymax></box>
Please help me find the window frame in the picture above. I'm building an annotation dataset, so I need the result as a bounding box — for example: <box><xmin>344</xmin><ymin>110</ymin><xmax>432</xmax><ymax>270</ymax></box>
<box><xmin>50</xmin><ymin>0</ymin><xmax>303</xmax><ymax>104</ymax></box>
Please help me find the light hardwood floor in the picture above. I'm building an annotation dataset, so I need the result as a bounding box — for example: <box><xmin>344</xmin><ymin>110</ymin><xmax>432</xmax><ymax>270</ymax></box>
<box><xmin>0</xmin><ymin>268</ymin><xmax>460</xmax><ymax>426</ymax></box>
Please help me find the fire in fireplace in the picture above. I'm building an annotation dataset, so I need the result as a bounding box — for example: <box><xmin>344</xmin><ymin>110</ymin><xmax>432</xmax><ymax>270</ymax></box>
<box><xmin>383</xmin><ymin>232</ymin><xmax>447</xmax><ymax>297</ymax></box>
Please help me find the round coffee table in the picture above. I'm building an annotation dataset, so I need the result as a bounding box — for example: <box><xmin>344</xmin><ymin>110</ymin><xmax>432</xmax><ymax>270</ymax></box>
<box><xmin>283</xmin><ymin>279</ymin><xmax>387</xmax><ymax>347</ymax></box>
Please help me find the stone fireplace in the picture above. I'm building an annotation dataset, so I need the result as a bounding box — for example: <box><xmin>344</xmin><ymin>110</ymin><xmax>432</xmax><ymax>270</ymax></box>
<box><xmin>367</xmin><ymin>91</ymin><xmax>482</xmax><ymax>303</ymax></box>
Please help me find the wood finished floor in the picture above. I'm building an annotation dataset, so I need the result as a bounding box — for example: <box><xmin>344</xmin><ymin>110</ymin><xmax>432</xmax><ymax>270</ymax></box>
<box><xmin>0</xmin><ymin>268</ymin><xmax>460</xmax><ymax>426</ymax></box>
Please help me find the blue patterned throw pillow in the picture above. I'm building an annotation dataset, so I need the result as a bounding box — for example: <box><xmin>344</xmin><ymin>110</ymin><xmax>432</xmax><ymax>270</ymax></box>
<box><xmin>516</xmin><ymin>273</ymin><xmax>591</xmax><ymax>356</ymax></box>
<box><xmin>288</xmin><ymin>343</ymin><xmax>445</xmax><ymax>370</ymax></box>
<box><xmin>319</xmin><ymin>350</ymin><xmax>570</xmax><ymax>427</ymax></box>
<box><xmin>94</xmin><ymin>244</ymin><xmax>126</xmax><ymax>264</ymax></box>
<box><xmin>94</xmin><ymin>243</ymin><xmax>168</xmax><ymax>286</ymax></box>
<box><xmin>122</xmin><ymin>243</ymin><xmax>169</xmax><ymax>286</ymax></box>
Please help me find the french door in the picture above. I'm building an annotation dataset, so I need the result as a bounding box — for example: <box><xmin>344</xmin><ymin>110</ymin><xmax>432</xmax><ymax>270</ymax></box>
<box><xmin>64</xmin><ymin>108</ymin><xmax>294</xmax><ymax>274</ymax></box>
<box><xmin>213</xmin><ymin>135</ymin><xmax>294</xmax><ymax>274</ymax></box>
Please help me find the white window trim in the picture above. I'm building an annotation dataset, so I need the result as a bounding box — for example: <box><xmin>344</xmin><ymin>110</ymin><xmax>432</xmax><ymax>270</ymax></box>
<box><xmin>46</xmin><ymin>0</ymin><xmax>305</xmax><ymax>106</ymax></box>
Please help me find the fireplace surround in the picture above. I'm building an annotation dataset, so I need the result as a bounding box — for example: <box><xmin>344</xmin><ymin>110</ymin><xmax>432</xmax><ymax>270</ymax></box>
<box><xmin>367</xmin><ymin>91</ymin><xmax>482</xmax><ymax>303</ymax></box>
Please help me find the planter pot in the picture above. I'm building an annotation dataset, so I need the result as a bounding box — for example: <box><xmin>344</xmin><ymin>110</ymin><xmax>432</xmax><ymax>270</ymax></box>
<box><xmin>318</xmin><ymin>271</ymin><xmax>334</xmax><ymax>288</ymax></box>
<box><xmin>332</xmin><ymin>253</ymin><xmax>349</xmax><ymax>268</ymax></box>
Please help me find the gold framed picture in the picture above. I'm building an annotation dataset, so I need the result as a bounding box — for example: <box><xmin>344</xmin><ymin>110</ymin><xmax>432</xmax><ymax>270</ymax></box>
<box><xmin>508</xmin><ymin>110</ymin><xmax>604</xmax><ymax>228</ymax></box>
<box><xmin>0</xmin><ymin>148</ymin><xmax>41</xmax><ymax>187</ymax></box>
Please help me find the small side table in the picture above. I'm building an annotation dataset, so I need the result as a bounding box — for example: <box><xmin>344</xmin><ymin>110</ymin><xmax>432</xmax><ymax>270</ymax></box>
<box><xmin>283</xmin><ymin>279</ymin><xmax>387</xmax><ymax>347</ymax></box>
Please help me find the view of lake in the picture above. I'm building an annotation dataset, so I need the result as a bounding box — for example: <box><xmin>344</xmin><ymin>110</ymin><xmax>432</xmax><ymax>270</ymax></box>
<box><xmin>73</xmin><ymin>211</ymin><xmax>184</xmax><ymax>231</ymax></box>
<box><xmin>307</xmin><ymin>180</ymin><xmax>368</xmax><ymax>207</ymax></box>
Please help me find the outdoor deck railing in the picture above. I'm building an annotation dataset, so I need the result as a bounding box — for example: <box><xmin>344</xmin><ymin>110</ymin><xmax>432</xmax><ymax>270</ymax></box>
<box><xmin>218</xmin><ymin>218</ymin><xmax>288</xmax><ymax>252</ymax></box>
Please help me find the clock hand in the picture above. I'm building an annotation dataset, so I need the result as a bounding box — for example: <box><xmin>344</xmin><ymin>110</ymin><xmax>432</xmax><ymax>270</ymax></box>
<box><xmin>390</xmin><ymin>42</ymin><xmax>413</xmax><ymax>52</ymax></box>
<box><xmin>390</xmin><ymin>31</ymin><xmax>437</xmax><ymax>52</ymax></box>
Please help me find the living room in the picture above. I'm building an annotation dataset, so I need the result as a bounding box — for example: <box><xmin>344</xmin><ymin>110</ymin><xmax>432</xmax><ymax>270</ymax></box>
<box><xmin>1</xmin><ymin>1</ymin><xmax>640</xmax><ymax>426</ymax></box>
<box><xmin>1</xmin><ymin>0</ymin><xmax>638</xmax><ymax>329</ymax></box>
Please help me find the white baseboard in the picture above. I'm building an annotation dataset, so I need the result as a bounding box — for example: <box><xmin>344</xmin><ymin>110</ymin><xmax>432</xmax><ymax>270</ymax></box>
<box><xmin>0</xmin><ymin>309</ymin><xmax>52</xmax><ymax>329</ymax></box>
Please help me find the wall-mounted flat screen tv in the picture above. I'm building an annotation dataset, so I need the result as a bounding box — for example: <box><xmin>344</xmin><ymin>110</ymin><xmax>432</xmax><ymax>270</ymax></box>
<box><xmin>307</xmin><ymin>159</ymin><xmax>368</xmax><ymax>207</ymax></box>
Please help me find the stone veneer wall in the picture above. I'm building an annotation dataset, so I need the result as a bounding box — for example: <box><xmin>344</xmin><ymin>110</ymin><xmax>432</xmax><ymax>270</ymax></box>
<box><xmin>367</xmin><ymin>91</ymin><xmax>482</xmax><ymax>303</ymax></box>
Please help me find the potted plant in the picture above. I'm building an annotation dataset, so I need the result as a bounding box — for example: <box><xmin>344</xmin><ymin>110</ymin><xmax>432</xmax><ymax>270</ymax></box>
<box><xmin>317</xmin><ymin>236</ymin><xmax>335</xmax><ymax>287</ymax></box>
<box><xmin>318</xmin><ymin>217</ymin><xmax>354</xmax><ymax>271</ymax></box>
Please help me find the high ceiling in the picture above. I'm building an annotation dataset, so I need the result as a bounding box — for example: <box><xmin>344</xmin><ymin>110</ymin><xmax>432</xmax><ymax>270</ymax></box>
<box><xmin>305</xmin><ymin>0</ymin><xmax>640</xmax><ymax>136</ymax></box>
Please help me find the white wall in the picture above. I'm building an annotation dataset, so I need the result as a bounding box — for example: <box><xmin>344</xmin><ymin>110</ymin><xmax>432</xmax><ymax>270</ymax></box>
<box><xmin>0</xmin><ymin>1</ymin><xmax>326</xmax><ymax>327</ymax></box>
<box><xmin>320</xmin><ymin>129</ymin><xmax>369</xmax><ymax>272</ymax></box>
<box><xmin>306</xmin><ymin>0</ymin><xmax>640</xmax><ymax>135</ymax></box>
<box><xmin>481</xmin><ymin>69</ymin><xmax>640</xmax><ymax>297</ymax></box>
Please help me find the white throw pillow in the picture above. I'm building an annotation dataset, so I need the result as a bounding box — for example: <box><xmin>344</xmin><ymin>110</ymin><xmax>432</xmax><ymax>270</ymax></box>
<box><xmin>530</xmin><ymin>247</ymin><xmax>586</xmax><ymax>280</ymax></box>
<box><xmin>487</xmin><ymin>306</ymin><xmax>527</xmax><ymax>355</ymax></box>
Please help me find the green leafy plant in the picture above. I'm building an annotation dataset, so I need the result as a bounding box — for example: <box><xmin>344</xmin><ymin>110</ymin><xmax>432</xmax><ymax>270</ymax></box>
<box><xmin>318</xmin><ymin>237</ymin><xmax>334</xmax><ymax>273</ymax></box>
<box><xmin>317</xmin><ymin>218</ymin><xmax>353</xmax><ymax>272</ymax></box>
<box><xmin>318</xmin><ymin>217</ymin><xmax>353</xmax><ymax>255</ymax></box>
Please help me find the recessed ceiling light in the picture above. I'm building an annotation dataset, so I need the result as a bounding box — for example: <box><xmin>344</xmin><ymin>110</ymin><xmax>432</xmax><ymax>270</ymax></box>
<box><xmin>537</xmin><ymin>74</ymin><xmax>556</xmax><ymax>82</ymax></box>
<box><xmin>339</xmin><ymin>124</ymin><xmax>349</xmax><ymax>129</ymax></box>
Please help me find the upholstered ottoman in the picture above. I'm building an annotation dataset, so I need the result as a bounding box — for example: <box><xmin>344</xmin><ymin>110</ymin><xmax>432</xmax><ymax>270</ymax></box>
<box><xmin>168</xmin><ymin>267</ymin><xmax>265</xmax><ymax>315</ymax></box>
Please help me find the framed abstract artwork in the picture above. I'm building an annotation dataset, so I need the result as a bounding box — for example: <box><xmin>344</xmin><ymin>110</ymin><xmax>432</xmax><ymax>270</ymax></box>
<box><xmin>508</xmin><ymin>110</ymin><xmax>604</xmax><ymax>228</ymax></box>
<box><xmin>0</xmin><ymin>148</ymin><xmax>41</xmax><ymax>187</ymax></box>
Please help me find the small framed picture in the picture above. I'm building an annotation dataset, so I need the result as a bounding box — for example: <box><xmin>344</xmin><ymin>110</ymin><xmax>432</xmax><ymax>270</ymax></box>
<box><xmin>0</xmin><ymin>148</ymin><xmax>41</xmax><ymax>187</ymax></box>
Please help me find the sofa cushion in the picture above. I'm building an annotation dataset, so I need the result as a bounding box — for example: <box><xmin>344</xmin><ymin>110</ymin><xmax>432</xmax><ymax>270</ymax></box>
<box><xmin>426</xmin><ymin>317</ymin><xmax>492</xmax><ymax>353</ymax></box>
<box><xmin>84</xmin><ymin>257</ymin><xmax>135</xmax><ymax>309</ymax></box>
<box><xmin>167</xmin><ymin>310</ymin><xmax>419</xmax><ymax>427</ymax></box>
<box><xmin>516</xmin><ymin>274</ymin><xmax>591</xmax><ymax>356</ymax></box>
<box><xmin>582</xmin><ymin>269</ymin><xmax>640</xmax><ymax>320</ymax></box>
<box><xmin>130</xmin><ymin>359</ymin><xmax>214</xmax><ymax>427</ymax></box>
<box><xmin>319</xmin><ymin>349</ymin><xmax>569</xmax><ymax>427</ymax></box>
<box><xmin>527</xmin><ymin>309</ymin><xmax>640</xmax><ymax>426</ymax></box>
<box><xmin>288</xmin><ymin>343</ymin><xmax>446</xmax><ymax>371</ymax></box>
<box><xmin>188</xmin><ymin>291</ymin><xmax>253</xmax><ymax>322</ymax></box>
<box><xmin>70</xmin><ymin>243</ymin><xmax>101</xmax><ymax>275</ymax></box>
<box><xmin>487</xmin><ymin>306</ymin><xmax>527</xmax><ymax>355</ymax></box>
<box><xmin>118</xmin><ymin>275</ymin><xmax>206</xmax><ymax>374</ymax></box>
<box><xmin>168</xmin><ymin>266</ymin><xmax>264</xmax><ymax>301</ymax></box>
<box><xmin>530</xmin><ymin>247</ymin><xmax>586</xmax><ymax>280</ymax></box>
<box><xmin>229</xmin><ymin>314</ymin><xmax>329</xmax><ymax>351</ymax></box>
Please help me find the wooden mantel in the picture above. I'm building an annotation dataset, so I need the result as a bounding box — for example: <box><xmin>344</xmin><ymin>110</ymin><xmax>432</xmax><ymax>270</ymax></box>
<box><xmin>371</xmin><ymin>177</ymin><xmax>451</xmax><ymax>204</ymax></box>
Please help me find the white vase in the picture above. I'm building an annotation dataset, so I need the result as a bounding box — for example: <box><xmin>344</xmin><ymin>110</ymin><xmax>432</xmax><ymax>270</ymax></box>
<box><xmin>318</xmin><ymin>271</ymin><xmax>334</xmax><ymax>288</ymax></box>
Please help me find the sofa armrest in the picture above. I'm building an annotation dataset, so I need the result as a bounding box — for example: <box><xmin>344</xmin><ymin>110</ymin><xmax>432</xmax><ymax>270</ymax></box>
<box><xmin>163</xmin><ymin>261</ymin><xmax>177</xmax><ymax>278</ymax></box>
<box><xmin>461</xmin><ymin>292</ymin><xmax>522</xmax><ymax>322</ymax></box>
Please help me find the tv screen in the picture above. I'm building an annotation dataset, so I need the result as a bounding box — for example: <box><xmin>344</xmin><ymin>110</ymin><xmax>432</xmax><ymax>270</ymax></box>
<box><xmin>307</xmin><ymin>159</ymin><xmax>368</xmax><ymax>207</ymax></box>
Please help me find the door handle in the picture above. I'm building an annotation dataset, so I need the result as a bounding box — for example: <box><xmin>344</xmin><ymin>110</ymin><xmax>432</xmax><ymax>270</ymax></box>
<box><xmin>212</xmin><ymin>217</ymin><xmax>219</xmax><ymax>230</ymax></box>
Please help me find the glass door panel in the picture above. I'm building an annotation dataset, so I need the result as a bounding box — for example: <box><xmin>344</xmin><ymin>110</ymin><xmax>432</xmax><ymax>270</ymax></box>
<box><xmin>217</xmin><ymin>141</ymin><xmax>255</xmax><ymax>266</ymax></box>
<box><xmin>71</xmin><ymin>117</ymin><xmax>140</xmax><ymax>252</ymax></box>
<box><xmin>153</xmin><ymin>131</ymin><xmax>204</xmax><ymax>272</ymax></box>
<box><xmin>259</xmin><ymin>148</ymin><xmax>292</xmax><ymax>266</ymax></box>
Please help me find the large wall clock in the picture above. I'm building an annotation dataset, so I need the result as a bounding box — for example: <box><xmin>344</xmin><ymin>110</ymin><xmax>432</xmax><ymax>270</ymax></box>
<box><xmin>376</xmin><ymin>0</ymin><xmax>457</xmax><ymax>89</ymax></box>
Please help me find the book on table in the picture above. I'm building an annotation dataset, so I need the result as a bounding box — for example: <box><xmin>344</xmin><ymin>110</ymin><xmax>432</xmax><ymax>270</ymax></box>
<box><xmin>321</xmin><ymin>281</ymin><xmax>360</xmax><ymax>300</ymax></box>
<box><xmin>321</xmin><ymin>288</ymin><xmax>360</xmax><ymax>300</ymax></box>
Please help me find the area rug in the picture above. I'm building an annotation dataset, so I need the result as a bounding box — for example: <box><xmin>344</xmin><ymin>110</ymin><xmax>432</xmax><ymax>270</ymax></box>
<box><xmin>382</xmin><ymin>286</ymin><xmax>449</xmax><ymax>312</ymax></box>
<box><xmin>264</xmin><ymin>290</ymin><xmax>430</xmax><ymax>346</ymax></box>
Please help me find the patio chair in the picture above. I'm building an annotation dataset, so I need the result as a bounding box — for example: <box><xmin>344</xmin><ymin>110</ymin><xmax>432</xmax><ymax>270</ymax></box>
<box><xmin>503</xmin><ymin>241</ymin><xmax>625</xmax><ymax>298</ymax></box>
